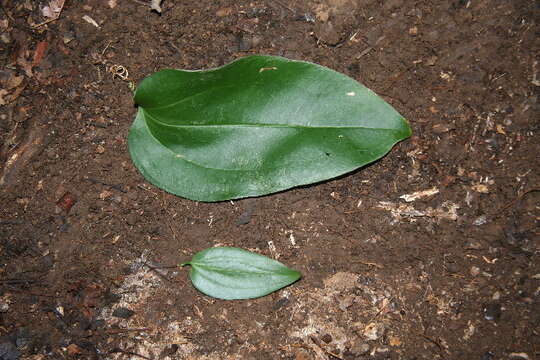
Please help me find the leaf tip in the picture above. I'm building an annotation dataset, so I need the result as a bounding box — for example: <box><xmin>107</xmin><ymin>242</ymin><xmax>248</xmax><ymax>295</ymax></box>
<box><xmin>403</xmin><ymin>118</ymin><xmax>413</xmax><ymax>136</ymax></box>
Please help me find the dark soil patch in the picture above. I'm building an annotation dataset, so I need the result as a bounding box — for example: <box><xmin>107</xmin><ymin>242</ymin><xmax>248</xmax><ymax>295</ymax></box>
<box><xmin>1</xmin><ymin>0</ymin><xmax>538</xmax><ymax>359</ymax></box>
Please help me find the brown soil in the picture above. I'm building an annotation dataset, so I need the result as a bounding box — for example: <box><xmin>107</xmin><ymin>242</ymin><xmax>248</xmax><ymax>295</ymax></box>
<box><xmin>1</xmin><ymin>0</ymin><xmax>539</xmax><ymax>359</ymax></box>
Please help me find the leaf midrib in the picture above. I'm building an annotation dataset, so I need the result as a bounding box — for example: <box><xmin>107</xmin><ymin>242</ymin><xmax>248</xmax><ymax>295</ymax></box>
<box><xmin>143</xmin><ymin>110</ymin><xmax>406</xmax><ymax>132</ymax></box>
<box><xmin>137</xmin><ymin>109</ymin><xmax>391</xmax><ymax>173</ymax></box>
<box><xmin>191</xmin><ymin>262</ymin><xmax>293</xmax><ymax>276</ymax></box>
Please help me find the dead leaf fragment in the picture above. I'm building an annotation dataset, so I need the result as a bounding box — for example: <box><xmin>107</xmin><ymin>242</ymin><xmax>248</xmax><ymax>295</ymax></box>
<box><xmin>41</xmin><ymin>0</ymin><xmax>65</xmax><ymax>19</ymax></box>
<box><xmin>0</xmin><ymin>89</ymin><xmax>8</xmax><ymax>105</ymax></box>
<box><xmin>294</xmin><ymin>349</ymin><xmax>312</xmax><ymax>360</ymax></box>
<box><xmin>509</xmin><ymin>352</ymin><xmax>530</xmax><ymax>360</ymax></box>
<box><xmin>440</xmin><ymin>71</ymin><xmax>453</xmax><ymax>81</ymax></box>
<box><xmin>426</xmin><ymin>55</ymin><xmax>438</xmax><ymax>66</ymax></box>
<box><xmin>56</xmin><ymin>192</ymin><xmax>77</xmax><ymax>213</ymax></box>
<box><xmin>463</xmin><ymin>321</ymin><xmax>475</xmax><ymax>340</ymax></box>
<box><xmin>16</xmin><ymin>49</ymin><xmax>34</xmax><ymax>77</ymax></box>
<box><xmin>5</xmin><ymin>75</ymin><xmax>24</xmax><ymax>90</ymax></box>
<box><xmin>216</xmin><ymin>7</ymin><xmax>232</xmax><ymax>17</ymax></box>
<box><xmin>363</xmin><ymin>322</ymin><xmax>385</xmax><ymax>341</ymax></box>
<box><xmin>16</xmin><ymin>198</ymin><xmax>30</xmax><ymax>208</ymax></box>
<box><xmin>399</xmin><ymin>187</ymin><xmax>439</xmax><ymax>202</ymax></box>
<box><xmin>471</xmin><ymin>183</ymin><xmax>489</xmax><ymax>193</ymax></box>
<box><xmin>33</xmin><ymin>41</ymin><xmax>49</xmax><ymax>66</ymax></box>
<box><xmin>432</xmin><ymin>123</ymin><xmax>454</xmax><ymax>134</ymax></box>
<box><xmin>532</xmin><ymin>61</ymin><xmax>540</xmax><ymax>87</ymax></box>
<box><xmin>389</xmin><ymin>336</ymin><xmax>402</xmax><ymax>347</ymax></box>
<box><xmin>323</xmin><ymin>272</ymin><xmax>359</xmax><ymax>291</ymax></box>
<box><xmin>66</xmin><ymin>343</ymin><xmax>82</xmax><ymax>355</ymax></box>
<box><xmin>99</xmin><ymin>190</ymin><xmax>113</xmax><ymax>200</ymax></box>
<box><xmin>314</xmin><ymin>4</ymin><xmax>330</xmax><ymax>22</ymax></box>
<box><xmin>0</xmin><ymin>126</ymin><xmax>44</xmax><ymax>186</ymax></box>
<box><xmin>7</xmin><ymin>84</ymin><xmax>26</xmax><ymax>103</ymax></box>
<box><xmin>151</xmin><ymin>0</ymin><xmax>163</xmax><ymax>13</ymax></box>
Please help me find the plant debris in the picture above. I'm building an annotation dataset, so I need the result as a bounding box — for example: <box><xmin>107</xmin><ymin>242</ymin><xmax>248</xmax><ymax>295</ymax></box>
<box><xmin>151</xmin><ymin>0</ymin><xmax>163</xmax><ymax>13</ymax></box>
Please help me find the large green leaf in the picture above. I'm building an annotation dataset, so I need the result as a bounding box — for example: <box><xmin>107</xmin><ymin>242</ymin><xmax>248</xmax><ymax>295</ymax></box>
<box><xmin>129</xmin><ymin>55</ymin><xmax>411</xmax><ymax>201</ymax></box>
<box><xmin>181</xmin><ymin>247</ymin><xmax>301</xmax><ymax>300</ymax></box>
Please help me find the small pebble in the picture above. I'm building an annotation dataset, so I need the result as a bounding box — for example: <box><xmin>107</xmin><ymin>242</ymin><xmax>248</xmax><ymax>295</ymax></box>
<box><xmin>481</xmin><ymin>351</ymin><xmax>495</xmax><ymax>360</ymax></box>
<box><xmin>445</xmin><ymin>262</ymin><xmax>460</xmax><ymax>274</ymax></box>
<box><xmin>483</xmin><ymin>302</ymin><xmax>501</xmax><ymax>321</ymax></box>
<box><xmin>62</xmin><ymin>32</ymin><xmax>75</xmax><ymax>44</ymax></box>
<box><xmin>91</xmin><ymin>319</ymin><xmax>105</xmax><ymax>330</ymax></box>
<box><xmin>426</xmin><ymin>55</ymin><xmax>438</xmax><ymax>66</ymax></box>
<box><xmin>112</xmin><ymin>307</ymin><xmax>135</xmax><ymax>319</ymax></box>
<box><xmin>0</xmin><ymin>301</ymin><xmax>9</xmax><ymax>313</ymax></box>
<box><xmin>296</xmin><ymin>13</ymin><xmax>315</xmax><ymax>22</ymax></box>
<box><xmin>126</xmin><ymin>213</ymin><xmax>137</xmax><ymax>226</ymax></box>
<box><xmin>251</xmin><ymin>35</ymin><xmax>262</xmax><ymax>47</ymax></box>
<box><xmin>321</xmin><ymin>334</ymin><xmax>332</xmax><ymax>343</ymax></box>
<box><xmin>464</xmin><ymin>241</ymin><xmax>484</xmax><ymax>250</ymax></box>
<box><xmin>473</xmin><ymin>215</ymin><xmax>488</xmax><ymax>226</ymax></box>
<box><xmin>363</xmin><ymin>322</ymin><xmax>386</xmax><ymax>341</ymax></box>
<box><xmin>0</xmin><ymin>341</ymin><xmax>20</xmax><ymax>360</ymax></box>
<box><xmin>349</xmin><ymin>340</ymin><xmax>370</xmax><ymax>356</ymax></box>
<box><xmin>272</xmin><ymin>297</ymin><xmax>289</xmax><ymax>311</ymax></box>
<box><xmin>0</xmin><ymin>33</ymin><xmax>11</xmax><ymax>44</ymax></box>
<box><xmin>160</xmin><ymin>344</ymin><xmax>179</xmax><ymax>357</ymax></box>
<box><xmin>237</xmin><ymin>35</ymin><xmax>252</xmax><ymax>51</ymax></box>
<box><xmin>15</xmin><ymin>327</ymin><xmax>31</xmax><ymax>348</ymax></box>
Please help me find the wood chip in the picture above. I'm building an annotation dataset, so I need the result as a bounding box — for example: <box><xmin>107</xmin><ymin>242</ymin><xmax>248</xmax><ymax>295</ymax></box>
<box><xmin>399</xmin><ymin>187</ymin><xmax>439</xmax><ymax>202</ymax></box>
<box><xmin>82</xmin><ymin>15</ymin><xmax>100</xmax><ymax>28</ymax></box>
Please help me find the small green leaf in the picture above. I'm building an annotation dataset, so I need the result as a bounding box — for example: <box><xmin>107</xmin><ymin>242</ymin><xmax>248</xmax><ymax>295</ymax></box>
<box><xmin>128</xmin><ymin>55</ymin><xmax>411</xmax><ymax>201</ymax></box>
<box><xmin>181</xmin><ymin>247</ymin><xmax>301</xmax><ymax>300</ymax></box>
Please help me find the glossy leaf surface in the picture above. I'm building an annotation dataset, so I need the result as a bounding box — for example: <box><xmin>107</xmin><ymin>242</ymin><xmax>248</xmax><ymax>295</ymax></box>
<box><xmin>129</xmin><ymin>55</ymin><xmax>411</xmax><ymax>201</ymax></box>
<box><xmin>181</xmin><ymin>247</ymin><xmax>301</xmax><ymax>300</ymax></box>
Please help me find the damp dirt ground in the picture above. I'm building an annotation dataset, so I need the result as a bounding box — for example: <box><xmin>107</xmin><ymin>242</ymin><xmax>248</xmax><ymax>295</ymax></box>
<box><xmin>0</xmin><ymin>1</ymin><xmax>539</xmax><ymax>359</ymax></box>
